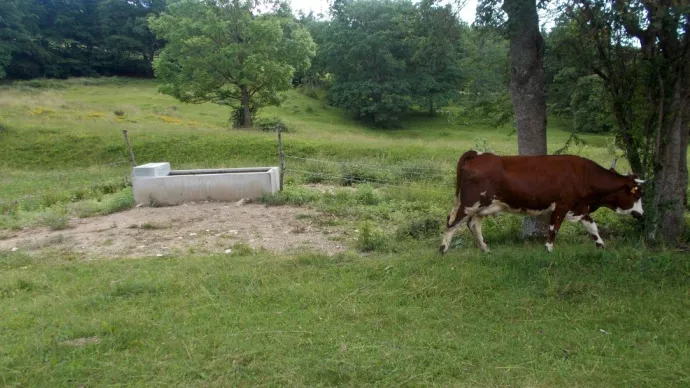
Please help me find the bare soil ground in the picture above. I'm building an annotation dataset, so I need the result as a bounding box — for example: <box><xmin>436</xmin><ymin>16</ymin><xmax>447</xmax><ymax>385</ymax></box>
<box><xmin>0</xmin><ymin>202</ymin><xmax>349</xmax><ymax>259</ymax></box>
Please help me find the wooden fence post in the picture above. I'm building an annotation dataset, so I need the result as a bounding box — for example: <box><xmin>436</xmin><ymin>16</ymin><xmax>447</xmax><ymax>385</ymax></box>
<box><xmin>277</xmin><ymin>125</ymin><xmax>284</xmax><ymax>191</ymax></box>
<box><xmin>122</xmin><ymin>129</ymin><xmax>137</xmax><ymax>167</ymax></box>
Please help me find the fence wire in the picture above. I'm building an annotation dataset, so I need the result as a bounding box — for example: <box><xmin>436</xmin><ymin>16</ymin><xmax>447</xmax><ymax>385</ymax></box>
<box><xmin>284</xmin><ymin>155</ymin><xmax>450</xmax><ymax>179</ymax></box>
<box><xmin>283</xmin><ymin>154</ymin><xmax>452</xmax><ymax>196</ymax></box>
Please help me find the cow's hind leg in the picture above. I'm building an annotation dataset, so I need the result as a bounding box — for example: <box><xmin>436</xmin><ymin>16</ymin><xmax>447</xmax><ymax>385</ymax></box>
<box><xmin>545</xmin><ymin>209</ymin><xmax>568</xmax><ymax>252</ymax></box>
<box><xmin>440</xmin><ymin>208</ymin><xmax>468</xmax><ymax>254</ymax></box>
<box><xmin>580</xmin><ymin>215</ymin><xmax>605</xmax><ymax>248</ymax></box>
<box><xmin>468</xmin><ymin>215</ymin><xmax>489</xmax><ymax>252</ymax></box>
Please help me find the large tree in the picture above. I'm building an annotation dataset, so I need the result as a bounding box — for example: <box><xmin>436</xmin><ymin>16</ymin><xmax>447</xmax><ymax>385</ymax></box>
<box><xmin>148</xmin><ymin>0</ymin><xmax>316</xmax><ymax>128</ymax></box>
<box><xmin>324</xmin><ymin>0</ymin><xmax>465</xmax><ymax>128</ymax></box>
<box><xmin>410</xmin><ymin>0</ymin><xmax>465</xmax><ymax>115</ymax></box>
<box><xmin>0</xmin><ymin>0</ymin><xmax>38</xmax><ymax>78</ymax></box>
<box><xmin>566</xmin><ymin>0</ymin><xmax>689</xmax><ymax>244</ymax></box>
<box><xmin>477</xmin><ymin>0</ymin><xmax>550</xmax><ymax>238</ymax></box>
<box><xmin>2</xmin><ymin>0</ymin><xmax>166</xmax><ymax>79</ymax></box>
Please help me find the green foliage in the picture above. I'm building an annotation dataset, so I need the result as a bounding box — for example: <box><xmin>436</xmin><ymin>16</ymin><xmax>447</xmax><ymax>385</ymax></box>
<box><xmin>408</xmin><ymin>0</ymin><xmax>465</xmax><ymax>114</ymax></box>
<box><xmin>460</xmin><ymin>28</ymin><xmax>510</xmax><ymax>96</ymax></box>
<box><xmin>570</xmin><ymin>75</ymin><xmax>615</xmax><ymax>134</ymax></box>
<box><xmin>148</xmin><ymin>0</ymin><xmax>316</xmax><ymax>127</ymax></box>
<box><xmin>356</xmin><ymin>220</ymin><xmax>390</xmax><ymax>252</ymax></box>
<box><xmin>253</xmin><ymin>116</ymin><xmax>292</xmax><ymax>133</ymax></box>
<box><xmin>0</xmin><ymin>0</ymin><xmax>33</xmax><ymax>79</ymax></box>
<box><xmin>324</xmin><ymin>0</ymin><xmax>466</xmax><ymax>128</ymax></box>
<box><xmin>395</xmin><ymin>215</ymin><xmax>441</xmax><ymax>240</ymax></box>
<box><xmin>41</xmin><ymin>209</ymin><xmax>69</xmax><ymax>231</ymax></box>
<box><xmin>1</xmin><ymin>0</ymin><xmax>165</xmax><ymax>79</ymax></box>
<box><xmin>456</xmin><ymin>92</ymin><xmax>514</xmax><ymax>127</ymax></box>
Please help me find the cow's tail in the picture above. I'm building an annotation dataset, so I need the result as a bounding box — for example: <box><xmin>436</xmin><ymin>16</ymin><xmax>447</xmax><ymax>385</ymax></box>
<box><xmin>447</xmin><ymin>150</ymin><xmax>479</xmax><ymax>227</ymax></box>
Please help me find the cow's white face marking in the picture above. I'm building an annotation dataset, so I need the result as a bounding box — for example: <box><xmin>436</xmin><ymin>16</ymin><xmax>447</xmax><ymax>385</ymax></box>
<box><xmin>549</xmin><ymin>225</ymin><xmax>555</xmax><ymax>231</ymax></box>
<box><xmin>565</xmin><ymin>211</ymin><xmax>583</xmax><ymax>222</ymax></box>
<box><xmin>616</xmin><ymin>198</ymin><xmax>643</xmax><ymax>216</ymax></box>
<box><xmin>545</xmin><ymin>242</ymin><xmax>553</xmax><ymax>252</ymax></box>
<box><xmin>477</xmin><ymin>152</ymin><xmax>483</xmax><ymax>155</ymax></box>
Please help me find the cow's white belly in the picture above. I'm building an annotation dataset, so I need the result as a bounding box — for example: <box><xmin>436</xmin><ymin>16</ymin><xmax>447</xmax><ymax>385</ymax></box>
<box><xmin>466</xmin><ymin>200</ymin><xmax>556</xmax><ymax>217</ymax></box>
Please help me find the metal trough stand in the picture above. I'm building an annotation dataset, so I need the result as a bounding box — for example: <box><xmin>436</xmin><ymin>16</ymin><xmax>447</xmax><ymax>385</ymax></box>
<box><xmin>132</xmin><ymin>162</ymin><xmax>280</xmax><ymax>206</ymax></box>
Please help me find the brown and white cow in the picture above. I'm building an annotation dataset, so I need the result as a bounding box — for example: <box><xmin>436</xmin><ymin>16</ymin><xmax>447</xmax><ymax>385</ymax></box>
<box><xmin>440</xmin><ymin>151</ymin><xmax>645</xmax><ymax>254</ymax></box>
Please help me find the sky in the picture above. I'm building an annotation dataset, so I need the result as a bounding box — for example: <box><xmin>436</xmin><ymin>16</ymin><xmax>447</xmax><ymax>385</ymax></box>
<box><xmin>287</xmin><ymin>0</ymin><xmax>478</xmax><ymax>23</ymax></box>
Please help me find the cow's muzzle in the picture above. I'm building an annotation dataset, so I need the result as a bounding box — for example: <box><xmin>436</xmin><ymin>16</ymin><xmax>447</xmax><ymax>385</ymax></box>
<box><xmin>631</xmin><ymin>211</ymin><xmax>643</xmax><ymax>220</ymax></box>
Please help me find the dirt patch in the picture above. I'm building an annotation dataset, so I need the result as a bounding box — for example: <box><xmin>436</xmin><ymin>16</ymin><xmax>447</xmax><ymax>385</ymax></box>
<box><xmin>0</xmin><ymin>202</ymin><xmax>349</xmax><ymax>259</ymax></box>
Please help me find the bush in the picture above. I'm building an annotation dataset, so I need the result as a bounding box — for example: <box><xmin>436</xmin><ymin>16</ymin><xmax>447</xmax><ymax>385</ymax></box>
<box><xmin>254</xmin><ymin>116</ymin><xmax>292</xmax><ymax>133</ymax></box>
<box><xmin>41</xmin><ymin>210</ymin><xmax>70</xmax><ymax>230</ymax></box>
<box><xmin>230</xmin><ymin>105</ymin><xmax>258</xmax><ymax>128</ymax></box>
<box><xmin>356</xmin><ymin>221</ymin><xmax>389</xmax><ymax>252</ymax></box>
<box><xmin>355</xmin><ymin>185</ymin><xmax>381</xmax><ymax>205</ymax></box>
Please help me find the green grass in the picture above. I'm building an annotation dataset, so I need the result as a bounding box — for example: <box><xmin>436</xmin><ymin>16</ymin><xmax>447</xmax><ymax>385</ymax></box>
<box><xmin>0</xmin><ymin>77</ymin><xmax>689</xmax><ymax>386</ymax></box>
<box><xmin>1</xmin><ymin>245</ymin><xmax>688</xmax><ymax>386</ymax></box>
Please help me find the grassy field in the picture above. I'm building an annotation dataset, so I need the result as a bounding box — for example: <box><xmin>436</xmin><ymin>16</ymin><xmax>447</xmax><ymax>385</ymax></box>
<box><xmin>1</xmin><ymin>77</ymin><xmax>689</xmax><ymax>386</ymax></box>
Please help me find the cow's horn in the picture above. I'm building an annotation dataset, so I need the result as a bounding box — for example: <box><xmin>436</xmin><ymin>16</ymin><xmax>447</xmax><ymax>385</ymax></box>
<box><xmin>611</xmin><ymin>158</ymin><xmax>617</xmax><ymax>169</ymax></box>
<box><xmin>634</xmin><ymin>178</ymin><xmax>646</xmax><ymax>184</ymax></box>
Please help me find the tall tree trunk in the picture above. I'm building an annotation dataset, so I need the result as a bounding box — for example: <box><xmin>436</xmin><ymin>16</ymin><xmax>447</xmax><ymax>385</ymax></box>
<box><xmin>502</xmin><ymin>0</ymin><xmax>549</xmax><ymax>238</ymax></box>
<box><xmin>241</xmin><ymin>86</ymin><xmax>251</xmax><ymax>128</ymax></box>
<box><xmin>648</xmin><ymin>76</ymin><xmax>689</xmax><ymax>244</ymax></box>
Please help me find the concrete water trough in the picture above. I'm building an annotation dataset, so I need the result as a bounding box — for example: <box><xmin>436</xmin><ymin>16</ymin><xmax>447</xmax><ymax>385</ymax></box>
<box><xmin>132</xmin><ymin>162</ymin><xmax>280</xmax><ymax>206</ymax></box>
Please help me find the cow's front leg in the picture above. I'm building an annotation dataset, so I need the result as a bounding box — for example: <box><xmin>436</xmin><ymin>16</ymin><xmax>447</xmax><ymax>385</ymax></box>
<box><xmin>545</xmin><ymin>210</ymin><xmax>567</xmax><ymax>252</ymax></box>
<box><xmin>580</xmin><ymin>215</ymin><xmax>605</xmax><ymax>248</ymax></box>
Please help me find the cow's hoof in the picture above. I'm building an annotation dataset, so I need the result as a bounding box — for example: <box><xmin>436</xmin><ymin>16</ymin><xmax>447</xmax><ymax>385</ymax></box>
<box><xmin>439</xmin><ymin>245</ymin><xmax>446</xmax><ymax>255</ymax></box>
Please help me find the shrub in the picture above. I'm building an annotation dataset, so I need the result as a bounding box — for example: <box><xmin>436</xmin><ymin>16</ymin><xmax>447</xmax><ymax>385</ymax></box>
<box><xmin>254</xmin><ymin>116</ymin><xmax>292</xmax><ymax>133</ymax></box>
<box><xmin>355</xmin><ymin>185</ymin><xmax>380</xmax><ymax>205</ymax></box>
<box><xmin>100</xmin><ymin>189</ymin><xmax>134</xmax><ymax>215</ymax></box>
<box><xmin>42</xmin><ymin>210</ymin><xmax>70</xmax><ymax>230</ymax></box>
<box><xmin>356</xmin><ymin>221</ymin><xmax>389</xmax><ymax>252</ymax></box>
<box><xmin>230</xmin><ymin>105</ymin><xmax>258</xmax><ymax>128</ymax></box>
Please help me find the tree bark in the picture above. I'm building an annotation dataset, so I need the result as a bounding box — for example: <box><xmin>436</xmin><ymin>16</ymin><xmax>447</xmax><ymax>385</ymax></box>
<box><xmin>502</xmin><ymin>0</ymin><xmax>549</xmax><ymax>238</ymax></box>
<box><xmin>241</xmin><ymin>86</ymin><xmax>251</xmax><ymax>128</ymax></box>
<box><xmin>649</xmin><ymin>76</ymin><xmax>689</xmax><ymax>244</ymax></box>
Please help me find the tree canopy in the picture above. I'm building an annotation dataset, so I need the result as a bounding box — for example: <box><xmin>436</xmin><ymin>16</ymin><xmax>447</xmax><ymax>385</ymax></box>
<box><xmin>322</xmin><ymin>0</ymin><xmax>467</xmax><ymax>128</ymax></box>
<box><xmin>0</xmin><ymin>0</ymin><xmax>166</xmax><ymax>79</ymax></box>
<box><xmin>148</xmin><ymin>0</ymin><xmax>316</xmax><ymax>127</ymax></box>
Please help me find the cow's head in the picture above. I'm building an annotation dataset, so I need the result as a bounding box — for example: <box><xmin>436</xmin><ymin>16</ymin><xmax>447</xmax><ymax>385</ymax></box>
<box><xmin>611</xmin><ymin>173</ymin><xmax>645</xmax><ymax>219</ymax></box>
